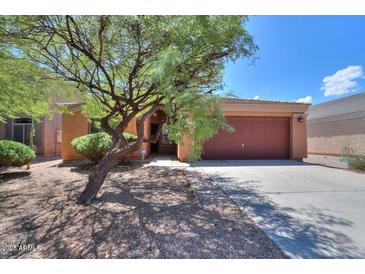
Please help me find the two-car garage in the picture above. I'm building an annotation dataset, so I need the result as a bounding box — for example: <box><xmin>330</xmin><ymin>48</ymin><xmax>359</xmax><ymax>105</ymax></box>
<box><xmin>185</xmin><ymin>97</ymin><xmax>310</xmax><ymax>161</ymax></box>
<box><xmin>202</xmin><ymin>116</ymin><xmax>291</xmax><ymax>160</ymax></box>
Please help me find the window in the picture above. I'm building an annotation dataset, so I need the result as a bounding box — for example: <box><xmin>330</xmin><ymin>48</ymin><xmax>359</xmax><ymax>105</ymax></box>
<box><xmin>89</xmin><ymin>119</ymin><xmax>100</xmax><ymax>133</ymax></box>
<box><xmin>13</xmin><ymin>118</ymin><xmax>32</xmax><ymax>145</ymax></box>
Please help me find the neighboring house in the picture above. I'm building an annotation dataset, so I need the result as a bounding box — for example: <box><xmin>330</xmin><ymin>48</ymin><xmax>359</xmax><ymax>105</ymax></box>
<box><xmin>307</xmin><ymin>92</ymin><xmax>365</xmax><ymax>157</ymax></box>
<box><xmin>60</xmin><ymin>98</ymin><xmax>310</xmax><ymax>161</ymax></box>
<box><xmin>0</xmin><ymin>105</ymin><xmax>62</xmax><ymax>156</ymax></box>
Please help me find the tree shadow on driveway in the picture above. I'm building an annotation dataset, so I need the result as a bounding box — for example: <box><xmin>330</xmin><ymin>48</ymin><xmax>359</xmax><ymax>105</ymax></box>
<box><xmin>207</xmin><ymin>173</ymin><xmax>363</xmax><ymax>258</ymax></box>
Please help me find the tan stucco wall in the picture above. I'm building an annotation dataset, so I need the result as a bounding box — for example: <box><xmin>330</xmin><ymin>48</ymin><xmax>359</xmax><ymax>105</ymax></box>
<box><xmin>61</xmin><ymin>110</ymin><xmax>89</xmax><ymax>160</ymax></box>
<box><xmin>307</xmin><ymin>92</ymin><xmax>365</xmax><ymax>156</ymax></box>
<box><xmin>0</xmin><ymin>113</ymin><xmax>61</xmax><ymax>156</ymax></box>
<box><xmin>42</xmin><ymin>112</ymin><xmax>62</xmax><ymax>156</ymax></box>
<box><xmin>308</xmin><ymin>116</ymin><xmax>365</xmax><ymax>156</ymax></box>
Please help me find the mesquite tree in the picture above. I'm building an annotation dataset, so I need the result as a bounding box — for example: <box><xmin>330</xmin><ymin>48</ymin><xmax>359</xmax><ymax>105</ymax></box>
<box><xmin>1</xmin><ymin>16</ymin><xmax>257</xmax><ymax>204</ymax></box>
<box><xmin>0</xmin><ymin>49</ymin><xmax>76</xmax><ymax>123</ymax></box>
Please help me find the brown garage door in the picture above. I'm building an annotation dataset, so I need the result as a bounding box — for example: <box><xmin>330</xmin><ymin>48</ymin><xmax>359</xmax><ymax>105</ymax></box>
<box><xmin>202</xmin><ymin>116</ymin><xmax>290</xmax><ymax>160</ymax></box>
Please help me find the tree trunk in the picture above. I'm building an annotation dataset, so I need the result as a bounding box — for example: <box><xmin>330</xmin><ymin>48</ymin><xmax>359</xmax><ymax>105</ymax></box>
<box><xmin>77</xmin><ymin>104</ymin><xmax>158</xmax><ymax>205</ymax></box>
<box><xmin>77</xmin><ymin>149</ymin><xmax>119</xmax><ymax>204</ymax></box>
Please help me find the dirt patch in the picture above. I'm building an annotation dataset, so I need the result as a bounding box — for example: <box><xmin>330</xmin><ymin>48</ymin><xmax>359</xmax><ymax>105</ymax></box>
<box><xmin>0</xmin><ymin>159</ymin><xmax>286</xmax><ymax>258</ymax></box>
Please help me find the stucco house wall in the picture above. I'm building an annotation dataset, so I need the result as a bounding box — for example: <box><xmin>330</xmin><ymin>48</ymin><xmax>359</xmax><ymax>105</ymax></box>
<box><xmin>122</xmin><ymin>116</ymin><xmax>151</xmax><ymax>160</ymax></box>
<box><xmin>307</xmin><ymin>92</ymin><xmax>365</xmax><ymax>156</ymax></box>
<box><xmin>177</xmin><ymin>99</ymin><xmax>309</xmax><ymax>161</ymax></box>
<box><xmin>60</xmin><ymin>99</ymin><xmax>310</xmax><ymax>162</ymax></box>
<box><xmin>43</xmin><ymin>112</ymin><xmax>62</xmax><ymax>156</ymax></box>
<box><xmin>0</xmin><ymin>108</ymin><xmax>62</xmax><ymax>157</ymax></box>
<box><xmin>60</xmin><ymin>107</ymin><xmax>151</xmax><ymax>161</ymax></box>
<box><xmin>61</xmin><ymin>109</ymin><xmax>89</xmax><ymax>161</ymax></box>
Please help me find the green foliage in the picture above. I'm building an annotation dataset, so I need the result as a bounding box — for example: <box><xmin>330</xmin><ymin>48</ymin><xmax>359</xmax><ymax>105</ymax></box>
<box><xmin>71</xmin><ymin>132</ymin><xmax>137</xmax><ymax>163</ymax></box>
<box><xmin>0</xmin><ymin>50</ymin><xmax>78</xmax><ymax>123</ymax></box>
<box><xmin>165</xmin><ymin>94</ymin><xmax>234</xmax><ymax>161</ymax></box>
<box><xmin>347</xmin><ymin>155</ymin><xmax>365</xmax><ymax>171</ymax></box>
<box><xmin>2</xmin><ymin>16</ymin><xmax>256</xmax><ymax>159</ymax></box>
<box><xmin>0</xmin><ymin>51</ymin><xmax>48</xmax><ymax>122</ymax></box>
<box><xmin>81</xmin><ymin>96</ymin><xmax>120</xmax><ymax>129</ymax></box>
<box><xmin>0</xmin><ymin>140</ymin><xmax>36</xmax><ymax>167</ymax></box>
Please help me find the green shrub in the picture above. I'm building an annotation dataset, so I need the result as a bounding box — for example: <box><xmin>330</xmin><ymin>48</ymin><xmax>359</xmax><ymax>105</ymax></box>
<box><xmin>348</xmin><ymin>154</ymin><xmax>365</xmax><ymax>171</ymax></box>
<box><xmin>71</xmin><ymin>132</ymin><xmax>137</xmax><ymax>163</ymax></box>
<box><xmin>0</xmin><ymin>140</ymin><xmax>36</xmax><ymax>168</ymax></box>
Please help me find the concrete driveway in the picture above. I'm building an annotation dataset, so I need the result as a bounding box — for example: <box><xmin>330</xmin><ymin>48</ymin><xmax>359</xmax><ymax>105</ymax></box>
<box><xmin>192</xmin><ymin>160</ymin><xmax>365</xmax><ymax>258</ymax></box>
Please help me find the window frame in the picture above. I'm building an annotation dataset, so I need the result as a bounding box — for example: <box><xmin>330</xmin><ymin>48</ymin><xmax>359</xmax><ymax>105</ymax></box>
<box><xmin>12</xmin><ymin>118</ymin><xmax>32</xmax><ymax>144</ymax></box>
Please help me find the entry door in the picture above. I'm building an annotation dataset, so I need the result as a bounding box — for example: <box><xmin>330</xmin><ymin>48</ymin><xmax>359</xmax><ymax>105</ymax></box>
<box><xmin>202</xmin><ymin>116</ymin><xmax>290</xmax><ymax>160</ymax></box>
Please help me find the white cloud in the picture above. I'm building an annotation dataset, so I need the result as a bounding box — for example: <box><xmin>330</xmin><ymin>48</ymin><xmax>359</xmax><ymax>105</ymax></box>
<box><xmin>296</xmin><ymin>96</ymin><xmax>312</xmax><ymax>104</ymax></box>
<box><xmin>253</xmin><ymin>95</ymin><xmax>260</xmax><ymax>100</ymax></box>
<box><xmin>321</xmin><ymin>65</ymin><xmax>363</xmax><ymax>96</ymax></box>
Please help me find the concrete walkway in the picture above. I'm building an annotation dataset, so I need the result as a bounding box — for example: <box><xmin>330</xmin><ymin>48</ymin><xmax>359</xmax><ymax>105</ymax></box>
<box><xmin>148</xmin><ymin>155</ymin><xmax>190</xmax><ymax>167</ymax></box>
<box><xmin>304</xmin><ymin>154</ymin><xmax>349</xmax><ymax>169</ymax></box>
<box><xmin>192</xmin><ymin>160</ymin><xmax>365</xmax><ymax>258</ymax></box>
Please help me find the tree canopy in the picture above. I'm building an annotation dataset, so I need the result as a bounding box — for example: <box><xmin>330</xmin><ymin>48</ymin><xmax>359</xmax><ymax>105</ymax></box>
<box><xmin>0</xmin><ymin>48</ymin><xmax>77</xmax><ymax>123</ymax></box>
<box><xmin>0</xmin><ymin>15</ymin><xmax>257</xmax><ymax>203</ymax></box>
<box><xmin>1</xmin><ymin>16</ymin><xmax>256</xmax><ymax>140</ymax></box>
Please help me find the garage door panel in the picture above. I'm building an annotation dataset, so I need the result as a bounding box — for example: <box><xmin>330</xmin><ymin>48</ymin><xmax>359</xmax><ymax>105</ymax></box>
<box><xmin>202</xmin><ymin>116</ymin><xmax>290</xmax><ymax>160</ymax></box>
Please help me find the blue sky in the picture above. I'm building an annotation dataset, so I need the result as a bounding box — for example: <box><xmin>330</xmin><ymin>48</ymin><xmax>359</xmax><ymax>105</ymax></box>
<box><xmin>223</xmin><ymin>16</ymin><xmax>365</xmax><ymax>104</ymax></box>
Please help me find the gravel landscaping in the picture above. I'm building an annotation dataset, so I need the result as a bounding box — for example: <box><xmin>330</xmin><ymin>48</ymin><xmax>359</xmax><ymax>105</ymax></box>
<box><xmin>0</xmin><ymin>158</ymin><xmax>286</xmax><ymax>258</ymax></box>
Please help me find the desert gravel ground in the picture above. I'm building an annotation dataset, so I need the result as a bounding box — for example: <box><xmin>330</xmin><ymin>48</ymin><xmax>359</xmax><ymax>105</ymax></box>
<box><xmin>0</xmin><ymin>158</ymin><xmax>286</xmax><ymax>258</ymax></box>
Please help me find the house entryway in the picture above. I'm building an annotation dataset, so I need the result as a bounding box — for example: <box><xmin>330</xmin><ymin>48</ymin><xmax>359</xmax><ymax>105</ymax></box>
<box><xmin>149</xmin><ymin>109</ymin><xmax>177</xmax><ymax>156</ymax></box>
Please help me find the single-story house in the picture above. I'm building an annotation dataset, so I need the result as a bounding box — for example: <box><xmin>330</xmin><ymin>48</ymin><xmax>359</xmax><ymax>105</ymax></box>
<box><xmin>307</xmin><ymin>92</ymin><xmax>365</xmax><ymax>157</ymax></box>
<box><xmin>60</xmin><ymin>98</ymin><xmax>310</xmax><ymax>161</ymax></box>
<box><xmin>0</xmin><ymin>107</ymin><xmax>62</xmax><ymax>156</ymax></box>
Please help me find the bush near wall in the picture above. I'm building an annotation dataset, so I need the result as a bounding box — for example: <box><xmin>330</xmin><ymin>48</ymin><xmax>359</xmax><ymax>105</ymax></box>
<box><xmin>0</xmin><ymin>140</ymin><xmax>36</xmax><ymax>168</ymax></box>
<box><xmin>347</xmin><ymin>155</ymin><xmax>365</xmax><ymax>171</ymax></box>
<box><xmin>71</xmin><ymin>132</ymin><xmax>137</xmax><ymax>163</ymax></box>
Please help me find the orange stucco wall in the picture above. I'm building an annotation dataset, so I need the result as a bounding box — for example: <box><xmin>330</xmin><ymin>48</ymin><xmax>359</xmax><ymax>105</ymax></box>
<box><xmin>62</xmin><ymin>102</ymin><xmax>309</xmax><ymax>161</ymax></box>
<box><xmin>61</xmin><ymin>111</ymin><xmax>151</xmax><ymax>161</ymax></box>
<box><xmin>291</xmin><ymin>114</ymin><xmax>307</xmax><ymax>160</ymax></box>
<box><xmin>61</xmin><ymin>110</ymin><xmax>89</xmax><ymax>160</ymax></box>
<box><xmin>122</xmin><ymin>116</ymin><xmax>151</xmax><ymax>160</ymax></box>
<box><xmin>177</xmin><ymin>131</ymin><xmax>194</xmax><ymax>161</ymax></box>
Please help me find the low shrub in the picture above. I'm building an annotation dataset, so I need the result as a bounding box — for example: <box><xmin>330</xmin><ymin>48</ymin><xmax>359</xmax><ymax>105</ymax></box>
<box><xmin>0</xmin><ymin>140</ymin><xmax>36</xmax><ymax>168</ymax></box>
<box><xmin>347</xmin><ymin>154</ymin><xmax>365</xmax><ymax>171</ymax></box>
<box><xmin>71</xmin><ymin>132</ymin><xmax>137</xmax><ymax>163</ymax></box>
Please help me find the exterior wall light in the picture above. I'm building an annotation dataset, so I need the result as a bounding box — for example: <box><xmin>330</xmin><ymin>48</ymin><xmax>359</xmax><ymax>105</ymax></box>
<box><xmin>297</xmin><ymin>116</ymin><xmax>305</xmax><ymax>123</ymax></box>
